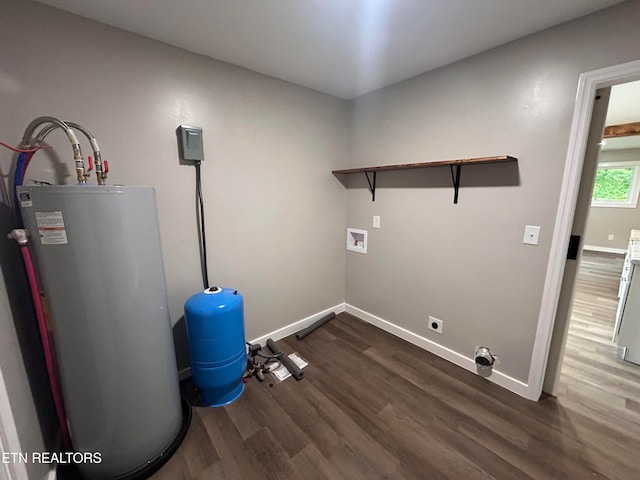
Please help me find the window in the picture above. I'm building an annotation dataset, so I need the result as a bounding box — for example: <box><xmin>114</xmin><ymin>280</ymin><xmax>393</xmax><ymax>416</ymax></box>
<box><xmin>592</xmin><ymin>161</ymin><xmax>640</xmax><ymax>208</ymax></box>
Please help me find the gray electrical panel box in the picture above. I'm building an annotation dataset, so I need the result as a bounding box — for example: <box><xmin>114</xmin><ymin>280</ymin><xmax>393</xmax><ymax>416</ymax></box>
<box><xmin>177</xmin><ymin>125</ymin><xmax>204</xmax><ymax>162</ymax></box>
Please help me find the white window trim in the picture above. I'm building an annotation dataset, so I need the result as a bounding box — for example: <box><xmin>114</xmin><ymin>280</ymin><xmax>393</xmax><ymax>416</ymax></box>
<box><xmin>591</xmin><ymin>160</ymin><xmax>640</xmax><ymax>208</ymax></box>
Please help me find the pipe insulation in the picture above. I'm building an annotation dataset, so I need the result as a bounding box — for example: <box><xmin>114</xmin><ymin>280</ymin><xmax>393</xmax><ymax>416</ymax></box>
<box><xmin>266</xmin><ymin>338</ymin><xmax>304</xmax><ymax>380</ymax></box>
<box><xmin>295</xmin><ymin>312</ymin><xmax>336</xmax><ymax>340</ymax></box>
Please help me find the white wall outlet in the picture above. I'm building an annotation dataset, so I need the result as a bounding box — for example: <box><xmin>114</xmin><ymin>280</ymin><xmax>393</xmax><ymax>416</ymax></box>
<box><xmin>373</xmin><ymin>215</ymin><xmax>381</xmax><ymax>229</ymax></box>
<box><xmin>522</xmin><ymin>225</ymin><xmax>541</xmax><ymax>245</ymax></box>
<box><xmin>428</xmin><ymin>316</ymin><xmax>443</xmax><ymax>334</ymax></box>
<box><xmin>608</xmin><ymin>234</ymin><xmax>615</xmax><ymax>240</ymax></box>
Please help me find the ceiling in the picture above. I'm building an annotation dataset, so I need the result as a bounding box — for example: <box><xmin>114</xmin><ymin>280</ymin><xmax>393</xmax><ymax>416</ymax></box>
<box><xmin>606</xmin><ymin>80</ymin><xmax>640</xmax><ymax>126</ymax></box>
<box><xmin>602</xmin><ymin>80</ymin><xmax>640</xmax><ymax>151</ymax></box>
<box><xmin>36</xmin><ymin>0</ymin><xmax>625</xmax><ymax>99</ymax></box>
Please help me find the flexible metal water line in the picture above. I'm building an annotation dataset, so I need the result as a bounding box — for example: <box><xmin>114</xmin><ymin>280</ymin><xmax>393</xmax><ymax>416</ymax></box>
<box><xmin>21</xmin><ymin>116</ymin><xmax>87</xmax><ymax>184</ymax></box>
<box><xmin>20</xmin><ymin>116</ymin><xmax>68</xmax><ymax>144</ymax></box>
<box><xmin>66</xmin><ymin>122</ymin><xmax>106</xmax><ymax>185</ymax></box>
<box><xmin>35</xmin><ymin>122</ymin><xmax>106</xmax><ymax>185</ymax></box>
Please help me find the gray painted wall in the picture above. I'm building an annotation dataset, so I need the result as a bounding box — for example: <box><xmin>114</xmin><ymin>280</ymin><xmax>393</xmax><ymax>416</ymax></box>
<box><xmin>1</xmin><ymin>0</ymin><xmax>640</xmax><ymax>463</ymax></box>
<box><xmin>346</xmin><ymin>1</ymin><xmax>640</xmax><ymax>383</ymax></box>
<box><xmin>0</xmin><ymin>0</ymin><xmax>348</xmax><ymax>347</ymax></box>
<box><xmin>0</xmin><ymin>0</ymin><xmax>348</xmax><ymax>467</ymax></box>
<box><xmin>585</xmin><ymin>148</ymin><xmax>640</xmax><ymax>250</ymax></box>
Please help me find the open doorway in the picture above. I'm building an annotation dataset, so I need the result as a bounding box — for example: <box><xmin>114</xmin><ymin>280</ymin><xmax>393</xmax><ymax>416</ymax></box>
<box><xmin>529</xmin><ymin>59</ymin><xmax>640</xmax><ymax>403</ymax></box>
<box><xmin>557</xmin><ymin>81</ymin><xmax>640</xmax><ymax>404</ymax></box>
<box><xmin>546</xmin><ymin>80</ymin><xmax>640</xmax><ymax>405</ymax></box>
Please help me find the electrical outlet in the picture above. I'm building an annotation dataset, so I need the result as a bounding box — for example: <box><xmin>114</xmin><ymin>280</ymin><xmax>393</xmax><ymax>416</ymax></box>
<box><xmin>608</xmin><ymin>234</ymin><xmax>615</xmax><ymax>241</ymax></box>
<box><xmin>428</xmin><ymin>316</ymin><xmax>443</xmax><ymax>334</ymax></box>
<box><xmin>523</xmin><ymin>225</ymin><xmax>541</xmax><ymax>245</ymax></box>
<box><xmin>373</xmin><ymin>215</ymin><xmax>381</xmax><ymax>229</ymax></box>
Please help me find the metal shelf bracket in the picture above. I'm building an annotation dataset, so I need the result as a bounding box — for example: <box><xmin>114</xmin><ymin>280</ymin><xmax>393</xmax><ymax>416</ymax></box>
<box><xmin>364</xmin><ymin>171</ymin><xmax>377</xmax><ymax>202</ymax></box>
<box><xmin>449</xmin><ymin>164</ymin><xmax>462</xmax><ymax>204</ymax></box>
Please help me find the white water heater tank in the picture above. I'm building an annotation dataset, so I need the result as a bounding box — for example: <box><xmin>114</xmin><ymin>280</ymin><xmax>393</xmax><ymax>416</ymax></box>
<box><xmin>18</xmin><ymin>185</ymin><xmax>182</xmax><ymax>479</ymax></box>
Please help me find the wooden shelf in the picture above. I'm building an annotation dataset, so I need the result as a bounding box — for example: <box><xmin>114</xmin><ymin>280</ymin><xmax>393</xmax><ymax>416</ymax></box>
<box><xmin>332</xmin><ymin>155</ymin><xmax>517</xmax><ymax>204</ymax></box>
<box><xmin>332</xmin><ymin>155</ymin><xmax>516</xmax><ymax>174</ymax></box>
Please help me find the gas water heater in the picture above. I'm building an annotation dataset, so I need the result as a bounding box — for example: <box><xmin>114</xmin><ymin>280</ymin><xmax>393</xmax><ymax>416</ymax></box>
<box><xmin>18</xmin><ymin>184</ymin><xmax>185</xmax><ymax>479</ymax></box>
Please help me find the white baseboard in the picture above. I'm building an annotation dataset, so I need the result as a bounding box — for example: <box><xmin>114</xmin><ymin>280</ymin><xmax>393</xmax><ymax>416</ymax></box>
<box><xmin>344</xmin><ymin>304</ymin><xmax>530</xmax><ymax>399</ymax></box>
<box><xmin>249</xmin><ymin>303</ymin><xmax>346</xmax><ymax>346</ymax></box>
<box><xmin>178</xmin><ymin>303</ymin><xmax>347</xmax><ymax>380</ymax></box>
<box><xmin>583</xmin><ymin>245</ymin><xmax>626</xmax><ymax>255</ymax></box>
<box><xmin>178</xmin><ymin>301</ymin><xmax>530</xmax><ymax>399</ymax></box>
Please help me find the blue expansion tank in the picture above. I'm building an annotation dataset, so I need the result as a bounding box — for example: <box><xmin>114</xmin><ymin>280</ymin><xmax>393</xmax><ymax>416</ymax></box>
<box><xmin>184</xmin><ymin>287</ymin><xmax>246</xmax><ymax>406</ymax></box>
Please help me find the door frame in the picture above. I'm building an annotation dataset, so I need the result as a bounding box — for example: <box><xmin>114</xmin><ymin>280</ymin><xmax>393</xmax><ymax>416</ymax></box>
<box><xmin>527</xmin><ymin>58</ymin><xmax>640</xmax><ymax>401</ymax></box>
<box><xmin>0</xmin><ymin>367</ymin><xmax>22</xmax><ymax>480</ymax></box>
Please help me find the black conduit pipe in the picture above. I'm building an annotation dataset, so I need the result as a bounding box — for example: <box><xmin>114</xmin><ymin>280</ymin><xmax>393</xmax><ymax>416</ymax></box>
<box><xmin>295</xmin><ymin>312</ymin><xmax>336</xmax><ymax>340</ymax></box>
<box><xmin>266</xmin><ymin>338</ymin><xmax>304</xmax><ymax>381</ymax></box>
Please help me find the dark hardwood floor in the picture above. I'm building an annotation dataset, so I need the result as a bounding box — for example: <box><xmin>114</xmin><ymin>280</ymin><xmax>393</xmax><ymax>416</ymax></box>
<box><xmin>151</xmin><ymin>257</ymin><xmax>640</xmax><ymax>479</ymax></box>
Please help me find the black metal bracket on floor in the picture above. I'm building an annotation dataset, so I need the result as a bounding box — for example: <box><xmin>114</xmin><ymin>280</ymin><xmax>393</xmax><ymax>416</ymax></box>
<box><xmin>364</xmin><ymin>171</ymin><xmax>377</xmax><ymax>201</ymax></box>
<box><xmin>449</xmin><ymin>164</ymin><xmax>462</xmax><ymax>204</ymax></box>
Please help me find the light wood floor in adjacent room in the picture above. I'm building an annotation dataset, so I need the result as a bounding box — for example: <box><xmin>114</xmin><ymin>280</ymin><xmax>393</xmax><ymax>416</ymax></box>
<box><xmin>556</xmin><ymin>251</ymin><xmax>640</xmax><ymax>445</ymax></box>
<box><xmin>152</xmin><ymin>251</ymin><xmax>640</xmax><ymax>479</ymax></box>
